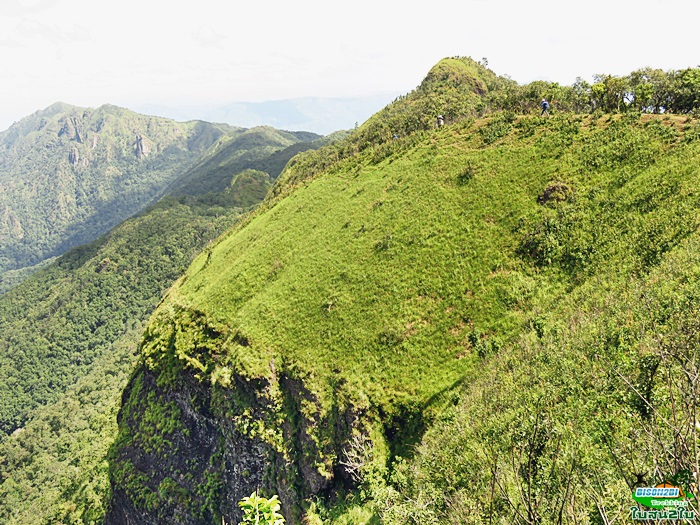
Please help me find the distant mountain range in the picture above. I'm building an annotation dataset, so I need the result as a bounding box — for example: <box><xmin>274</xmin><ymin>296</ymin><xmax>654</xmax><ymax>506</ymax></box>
<box><xmin>132</xmin><ymin>94</ymin><xmax>402</xmax><ymax>135</ymax></box>
<box><xmin>0</xmin><ymin>103</ymin><xmax>322</xmax><ymax>290</ymax></box>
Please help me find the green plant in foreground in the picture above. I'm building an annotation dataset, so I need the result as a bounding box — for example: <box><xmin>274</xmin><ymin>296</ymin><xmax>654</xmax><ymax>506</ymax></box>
<box><xmin>237</xmin><ymin>492</ymin><xmax>285</xmax><ymax>525</ymax></box>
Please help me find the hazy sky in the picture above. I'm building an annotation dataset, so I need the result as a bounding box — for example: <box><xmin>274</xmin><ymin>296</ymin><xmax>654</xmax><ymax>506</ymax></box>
<box><xmin>1</xmin><ymin>0</ymin><xmax>699</xmax><ymax>131</ymax></box>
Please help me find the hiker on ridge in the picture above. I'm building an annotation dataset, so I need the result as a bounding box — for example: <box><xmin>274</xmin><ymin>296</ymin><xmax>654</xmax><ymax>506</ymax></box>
<box><xmin>540</xmin><ymin>98</ymin><xmax>550</xmax><ymax>116</ymax></box>
<box><xmin>437</xmin><ymin>115</ymin><xmax>445</xmax><ymax>128</ymax></box>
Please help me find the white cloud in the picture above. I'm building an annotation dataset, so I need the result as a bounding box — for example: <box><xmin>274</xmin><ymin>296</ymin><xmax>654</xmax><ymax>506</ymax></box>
<box><xmin>0</xmin><ymin>38</ymin><xmax>24</xmax><ymax>48</ymax></box>
<box><xmin>0</xmin><ymin>0</ymin><xmax>57</xmax><ymax>16</ymax></box>
<box><xmin>14</xmin><ymin>18</ymin><xmax>91</xmax><ymax>44</ymax></box>
<box><xmin>191</xmin><ymin>25</ymin><xmax>227</xmax><ymax>49</ymax></box>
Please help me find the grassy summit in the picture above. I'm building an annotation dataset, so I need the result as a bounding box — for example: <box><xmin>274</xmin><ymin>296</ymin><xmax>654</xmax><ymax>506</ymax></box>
<box><xmin>107</xmin><ymin>58</ymin><xmax>700</xmax><ymax>524</ymax></box>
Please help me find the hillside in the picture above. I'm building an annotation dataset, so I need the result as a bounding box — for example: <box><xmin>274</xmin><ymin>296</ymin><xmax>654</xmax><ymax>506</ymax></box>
<box><xmin>0</xmin><ymin>118</ymin><xmax>328</xmax><ymax>523</ymax></box>
<box><xmin>0</xmin><ymin>102</ymin><xmax>231</xmax><ymax>283</ymax></box>
<box><xmin>165</xmin><ymin>126</ymin><xmax>323</xmax><ymax>197</ymax></box>
<box><xmin>105</xmin><ymin>58</ymin><xmax>700</xmax><ymax>525</ymax></box>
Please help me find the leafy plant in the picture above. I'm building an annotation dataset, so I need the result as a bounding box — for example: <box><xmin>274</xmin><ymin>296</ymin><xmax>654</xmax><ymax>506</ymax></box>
<box><xmin>237</xmin><ymin>492</ymin><xmax>285</xmax><ymax>525</ymax></box>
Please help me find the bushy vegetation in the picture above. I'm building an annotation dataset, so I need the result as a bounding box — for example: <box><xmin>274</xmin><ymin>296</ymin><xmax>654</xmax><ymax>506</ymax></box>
<box><xmin>111</xmin><ymin>93</ymin><xmax>700</xmax><ymax>523</ymax></box>
<box><xmin>0</xmin><ymin>199</ymin><xmax>237</xmax><ymax>435</ymax></box>
<box><xmin>0</xmin><ymin>324</ymin><xmax>142</xmax><ymax>525</ymax></box>
<box><xmin>237</xmin><ymin>492</ymin><xmax>285</xmax><ymax>525</ymax></box>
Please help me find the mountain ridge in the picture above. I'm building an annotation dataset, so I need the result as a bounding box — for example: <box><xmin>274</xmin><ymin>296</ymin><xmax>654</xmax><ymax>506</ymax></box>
<box><xmin>105</xmin><ymin>57</ymin><xmax>700</xmax><ymax>524</ymax></box>
<box><xmin>0</xmin><ymin>107</ymin><xmax>332</xmax><ymax>523</ymax></box>
<box><xmin>132</xmin><ymin>93</ymin><xmax>401</xmax><ymax>136</ymax></box>
<box><xmin>0</xmin><ymin>103</ymin><xmax>231</xmax><ymax>279</ymax></box>
<box><xmin>0</xmin><ymin>104</ymin><xmax>326</xmax><ymax>292</ymax></box>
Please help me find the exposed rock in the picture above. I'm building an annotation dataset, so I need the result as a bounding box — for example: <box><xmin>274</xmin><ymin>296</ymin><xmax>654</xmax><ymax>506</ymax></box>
<box><xmin>106</xmin><ymin>366</ymin><xmax>266</xmax><ymax>525</ymax></box>
<box><xmin>1</xmin><ymin>207</ymin><xmax>24</xmax><ymax>240</ymax></box>
<box><xmin>58</xmin><ymin>117</ymin><xmax>75</xmax><ymax>140</ymax></box>
<box><xmin>105</xmin><ymin>306</ymin><xmax>374</xmax><ymax>525</ymax></box>
<box><xmin>73</xmin><ymin>118</ymin><xmax>84</xmax><ymax>143</ymax></box>
<box><xmin>134</xmin><ymin>134</ymin><xmax>151</xmax><ymax>158</ymax></box>
<box><xmin>68</xmin><ymin>146</ymin><xmax>79</xmax><ymax>166</ymax></box>
<box><xmin>58</xmin><ymin>116</ymin><xmax>83</xmax><ymax>143</ymax></box>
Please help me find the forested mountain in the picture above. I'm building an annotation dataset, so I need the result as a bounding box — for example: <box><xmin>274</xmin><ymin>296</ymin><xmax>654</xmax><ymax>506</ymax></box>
<box><xmin>166</xmin><ymin>126</ymin><xmax>323</xmax><ymax>197</ymax></box>
<box><xmin>103</xmin><ymin>57</ymin><xmax>700</xmax><ymax>525</ymax></box>
<box><xmin>4</xmin><ymin>56</ymin><xmax>700</xmax><ymax>525</ymax></box>
<box><xmin>0</xmin><ymin>199</ymin><xmax>236</xmax><ymax>524</ymax></box>
<box><xmin>0</xmin><ymin>102</ymin><xmax>233</xmax><ymax>284</ymax></box>
<box><xmin>0</xmin><ymin>119</ymin><xmax>329</xmax><ymax>524</ymax></box>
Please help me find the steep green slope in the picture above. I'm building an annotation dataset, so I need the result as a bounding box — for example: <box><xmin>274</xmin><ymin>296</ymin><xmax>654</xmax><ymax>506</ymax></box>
<box><xmin>107</xmin><ymin>105</ymin><xmax>700</xmax><ymax>525</ymax></box>
<box><xmin>0</xmin><ymin>120</ymin><xmax>319</xmax><ymax>524</ymax></box>
<box><xmin>378</xmin><ymin>115</ymin><xmax>700</xmax><ymax>525</ymax></box>
<box><xmin>0</xmin><ymin>102</ymin><xmax>230</xmax><ymax>281</ymax></box>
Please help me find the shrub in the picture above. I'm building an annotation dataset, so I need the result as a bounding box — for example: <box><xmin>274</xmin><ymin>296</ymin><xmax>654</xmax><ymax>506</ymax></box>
<box><xmin>237</xmin><ymin>492</ymin><xmax>285</xmax><ymax>525</ymax></box>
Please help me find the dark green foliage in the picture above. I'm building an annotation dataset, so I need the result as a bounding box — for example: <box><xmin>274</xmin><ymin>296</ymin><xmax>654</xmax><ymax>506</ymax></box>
<box><xmin>0</xmin><ymin>325</ymin><xmax>141</xmax><ymax>525</ymax></box>
<box><xmin>0</xmin><ymin>103</ymin><xmax>231</xmax><ymax>281</ymax></box>
<box><xmin>0</xmin><ymin>197</ymin><xmax>250</xmax><ymax>524</ymax></box>
<box><xmin>171</xmin><ymin>169</ymin><xmax>273</xmax><ymax>214</ymax></box>
<box><xmin>166</xmin><ymin>126</ymin><xmax>323</xmax><ymax>197</ymax></box>
<box><xmin>0</xmin><ymin>127</ymin><xmax>295</xmax><ymax>522</ymax></box>
<box><xmin>0</xmin><ymin>201</ymin><xmax>236</xmax><ymax>436</ymax></box>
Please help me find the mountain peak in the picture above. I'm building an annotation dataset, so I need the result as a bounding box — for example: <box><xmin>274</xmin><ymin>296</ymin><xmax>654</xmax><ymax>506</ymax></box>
<box><xmin>419</xmin><ymin>56</ymin><xmax>494</xmax><ymax>95</ymax></box>
<box><xmin>42</xmin><ymin>101</ymin><xmax>79</xmax><ymax>115</ymax></box>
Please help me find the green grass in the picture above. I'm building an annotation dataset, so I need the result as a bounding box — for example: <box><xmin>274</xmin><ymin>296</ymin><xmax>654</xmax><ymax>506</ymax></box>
<box><xmin>155</xmin><ymin>116</ymin><xmax>565</xmax><ymax>406</ymax></box>
<box><xmin>123</xmin><ymin>110</ymin><xmax>700</xmax><ymax>523</ymax></box>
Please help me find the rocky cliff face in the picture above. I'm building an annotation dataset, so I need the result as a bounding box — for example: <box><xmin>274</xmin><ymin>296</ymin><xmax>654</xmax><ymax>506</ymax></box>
<box><xmin>107</xmin><ymin>364</ymin><xmax>267</xmax><ymax>525</ymax></box>
<box><xmin>134</xmin><ymin>133</ymin><xmax>151</xmax><ymax>159</ymax></box>
<box><xmin>106</xmin><ymin>303</ymin><xmax>372</xmax><ymax>524</ymax></box>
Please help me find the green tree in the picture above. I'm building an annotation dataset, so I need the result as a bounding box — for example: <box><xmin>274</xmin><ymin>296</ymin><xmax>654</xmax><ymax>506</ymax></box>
<box><xmin>635</xmin><ymin>67</ymin><xmax>673</xmax><ymax>113</ymax></box>
<box><xmin>669</xmin><ymin>67</ymin><xmax>700</xmax><ymax>113</ymax></box>
<box><xmin>592</xmin><ymin>74</ymin><xmax>630</xmax><ymax>112</ymax></box>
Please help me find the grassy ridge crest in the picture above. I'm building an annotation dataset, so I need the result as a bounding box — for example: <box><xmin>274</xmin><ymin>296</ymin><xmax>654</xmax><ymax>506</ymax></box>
<box><xmin>117</xmin><ymin>108</ymin><xmax>700</xmax><ymax>522</ymax></box>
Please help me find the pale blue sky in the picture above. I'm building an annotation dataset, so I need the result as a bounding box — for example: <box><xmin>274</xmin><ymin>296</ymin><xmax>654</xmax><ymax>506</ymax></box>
<box><xmin>1</xmin><ymin>0</ymin><xmax>698</xmax><ymax>131</ymax></box>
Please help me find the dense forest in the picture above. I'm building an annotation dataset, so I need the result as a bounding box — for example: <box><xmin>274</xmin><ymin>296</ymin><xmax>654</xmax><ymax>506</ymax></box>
<box><xmin>0</xmin><ymin>119</ymin><xmax>330</xmax><ymax>524</ymax></box>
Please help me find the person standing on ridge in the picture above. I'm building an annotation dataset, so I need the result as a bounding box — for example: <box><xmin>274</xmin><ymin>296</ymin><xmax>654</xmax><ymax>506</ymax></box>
<box><xmin>437</xmin><ymin>115</ymin><xmax>445</xmax><ymax>128</ymax></box>
<box><xmin>540</xmin><ymin>98</ymin><xmax>550</xmax><ymax>116</ymax></box>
